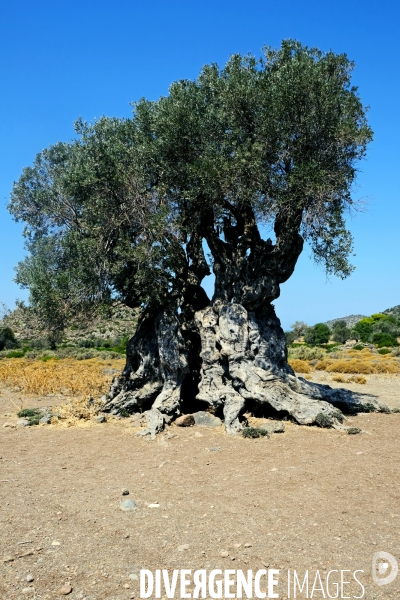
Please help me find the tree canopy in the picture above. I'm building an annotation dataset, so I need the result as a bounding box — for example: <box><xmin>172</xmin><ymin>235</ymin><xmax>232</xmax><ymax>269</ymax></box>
<box><xmin>9</xmin><ymin>40</ymin><xmax>372</xmax><ymax>335</ymax></box>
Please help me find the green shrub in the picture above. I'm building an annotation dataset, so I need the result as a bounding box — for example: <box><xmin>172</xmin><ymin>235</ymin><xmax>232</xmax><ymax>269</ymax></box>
<box><xmin>314</xmin><ymin>413</ymin><xmax>333</xmax><ymax>428</ymax></box>
<box><xmin>347</xmin><ymin>427</ymin><xmax>362</xmax><ymax>435</ymax></box>
<box><xmin>242</xmin><ymin>427</ymin><xmax>269</xmax><ymax>439</ymax></box>
<box><xmin>0</xmin><ymin>326</ymin><xmax>20</xmax><ymax>351</ymax></box>
<box><xmin>372</xmin><ymin>332</ymin><xmax>397</xmax><ymax>348</ymax></box>
<box><xmin>5</xmin><ymin>350</ymin><xmax>25</xmax><ymax>358</ymax></box>
<box><xmin>324</xmin><ymin>344</ymin><xmax>340</xmax><ymax>353</ymax></box>
<box><xmin>288</xmin><ymin>346</ymin><xmax>325</xmax><ymax>360</ymax></box>
<box><xmin>17</xmin><ymin>408</ymin><xmax>42</xmax><ymax>426</ymax></box>
<box><xmin>377</xmin><ymin>348</ymin><xmax>391</xmax><ymax>355</ymax></box>
<box><xmin>332</xmin><ymin>320</ymin><xmax>352</xmax><ymax>343</ymax></box>
<box><xmin>304</xmin><ymin>323</ymin><xmax>331</xmax><ymax>346</ymax></box>
<box><xmin>352</xmin><ymin>320</ymin><xmax>373</xmax><ymax>342</ymax></box>
<box><xmin>353</xmin><ymin>344</ymin><xmax>364</xmax><ymax>351</ymax></box>
<box><xmin>18</xmin><ymin>408</ymin><xmax>41</xmax><ymax>418</ymax></box>
<box><xmin>285</xmin><ymin>331</ymin><xmax>297</xmax><ymax>344</ymax></box>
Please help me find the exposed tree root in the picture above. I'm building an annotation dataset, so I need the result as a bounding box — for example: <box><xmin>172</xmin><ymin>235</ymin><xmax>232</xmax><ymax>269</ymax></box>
<box><xmin>103</xmin><ymin>302</ymin><xmax>389</xmax><ymax>437</ymax></box>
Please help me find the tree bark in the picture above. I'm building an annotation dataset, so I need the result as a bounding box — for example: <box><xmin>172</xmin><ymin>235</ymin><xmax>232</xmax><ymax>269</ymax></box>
<box><xmin>103</xmin><ymin>207</ymin><xmax>389</xmax><ymax>435</ymax></box>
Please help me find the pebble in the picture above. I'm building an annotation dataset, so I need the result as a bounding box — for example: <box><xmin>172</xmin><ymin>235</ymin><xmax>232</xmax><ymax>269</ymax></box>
<box><xmin>121</xmin><ymin>489</ymin><xmax>130</xmax><ymax>496</ymax></box>
<box><xmin>94</xmin><ymin>415</ymin><xmax>106</xmax><ymax>423</ymax></box>
<box><xmin>148</xmin><ymin>503</ymin><xmax>160</xmax><ymax>508</ymax></box>
<box><xmin>59</xmin><ymin>583</ymin><xmax>73</xmax><ymax>595</ymax></box>
<box><xmin>18</xmin><ymin>419</ymin><xmax>30</xmax><ymax>427</ymax></box>
<box><xmin>26</xmin><ymin>574</ymin><xmax>34</xmax><ymax>582</ymax></box>
<box><xmin>21</xmin><ymin>587</ymin><xmax>35</xmax><ymax>594</ymax></box>
<box><xmin>175</xmin><ymin>414</ymin><xmax>195</xmax><ymax>427</ymax></box>
<box><xmin>123</xmin><ymin>583</ymin><xmax>130</xmax><ymax>589</ymax></box>
<box><xmin>51</xmin><ymin>541</ymin><xmax>61</xmax><ymax>546</ymax></box>
<box><xmin>178</xmin><ymin>544</ymin><xmax>189</xmax><ymax>552</ymax></box>
<box><xmin>3</xmin><ymin>555</ymin><xmax>13</xmax><ymax>563</ymax></box>
<box><xmin>120</xmin><ymin>499</ymin><xmax>137</xmax><ymax>511</ymax></box>
<box><xmin>129</xmin><ymin>573</ymin><xmax>139</xmax><ymax>581</ymax></box>
<box><xmin>194</xmin><ymin>432</ymin><xmax>203</xmax><ymax>438</ymax></box>
<box><xmin>220</xmin><ymin>550</ymin><xmax>229</xmax><ymax>557</ymax></box>
<box><xmin>233</xmin><ymin>543</ymin><xmax>241</xmax><ymax>548</ymax></box>
<box><xmin>244</xmin><ymin>543</ymin><xmax>252</xmax><ymax>548</ymax></box>
<box><xmin>207</xmin><ymin>447</ymin><xmax>220</xmax><ymax>452</ymax></box>
<box><xmin>3</xmin><ymin>423</ymin><xmax>16</xmax><ymax>428</ymax></box>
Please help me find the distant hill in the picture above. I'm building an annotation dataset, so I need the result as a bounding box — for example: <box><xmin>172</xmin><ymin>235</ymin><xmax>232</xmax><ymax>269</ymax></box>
<box><xmin>324</xmin><ymin>314</ymin><xmax>366</xmax><ymax>329</ymax></box>
<box><xmin>383</xmin><ymin>305</ymin><xmax>400</xmax><ymax>318</ymax></box>
<box><xmin>0</xmin><ymin>302</ymin><xmax>138</xmax><ymax>347</ymax></box>
<box><xmin>324</xmin><ymin>304</ymin><xmax>400</xmax><ymax>330</ymax></box>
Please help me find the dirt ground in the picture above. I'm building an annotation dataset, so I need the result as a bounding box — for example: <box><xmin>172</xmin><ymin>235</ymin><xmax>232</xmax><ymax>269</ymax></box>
<box><xmin>1</xmin><ymin>374</ymin><xmax>399</xmax><ymax>600</ymax></box>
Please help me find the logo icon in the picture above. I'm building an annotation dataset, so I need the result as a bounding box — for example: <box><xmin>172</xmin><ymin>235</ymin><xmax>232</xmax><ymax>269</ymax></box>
<box><xmin>372</xmin><ymin>551</ymin><xmax>398</xmax><ymax>586</ymax></box>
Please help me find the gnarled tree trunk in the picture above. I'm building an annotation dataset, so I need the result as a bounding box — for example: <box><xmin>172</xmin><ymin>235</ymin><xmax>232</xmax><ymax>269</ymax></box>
<box><xmin>103</xmin><ymin>206</ymin><xmax>388</xmax><ymax>435</ymax></box>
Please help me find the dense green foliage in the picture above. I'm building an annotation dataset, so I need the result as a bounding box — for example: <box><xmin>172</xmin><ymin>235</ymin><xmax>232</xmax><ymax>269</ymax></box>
<box><xmin>351</xmin><ymin>313</ymin><xmax>399</xmax><ymax>346</ymax></box>
<box><xmin>9</xmin><ymin>40</ymin><xmax>372</xmax><ymax>336</ymax></box>
<box><xmin>304</xmin><ymin>323</ymin><xmax>331</xmax><ymax>345</ymax></box>
<box><xmin>0</xmin><ymin>327</ymin><xmax>19</xmax><ymax>351</ymax></box>
<box><xmin>331</xmin><ymin>320</ymin><xmax>352</xmax><ymax>343</ymax></box>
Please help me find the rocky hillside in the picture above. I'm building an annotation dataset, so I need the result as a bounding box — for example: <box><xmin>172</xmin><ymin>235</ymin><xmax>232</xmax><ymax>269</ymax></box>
<box><xmin>325</xmin><ymin>304</ymin><xmax>399</xmax><ymax>330</ymax></box>
<box><xmin>383</xmin><ymin>305</ymin><xmax>400</xmax><ymax>318</ymax></box>
<box><xmin>0</xmin><ymin>302</ymin><xmax>138</xmax><ymax>347</ymax></box>
<box><xmin>324</xmin><ymin>314</ymin><xmax>366</xmax><ymax>329</ymax></box>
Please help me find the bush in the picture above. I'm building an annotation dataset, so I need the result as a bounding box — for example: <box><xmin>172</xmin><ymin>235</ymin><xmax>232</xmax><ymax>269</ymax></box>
<box><xmin>304</xmin><ymin>323</ymin><xmax>331</xmax><ymax>346</ymax></box>
<box><xmin>372</xmin><ymin>332</ymin><xmax>397</xmax><ymax>348</ymax></box>
<box><xmin>5</xmin><ymin>350</ymin><xmax>25</xmax><ymax>358</ymax></box>
<box><xmin>351</xmin><ymin>320</ymin><xmax>373</xmax><ymax>342</ymax></box>
<box><xmin>324</xmin><ymin>344</ymin><xmax>340</xmax><ymax>352</ymax></box>
<box><xmin>288</xmin><ymin>359</ymin><xmax>311</xmax><ymax>373</ymax></box>
<box><xmin>332</xmin><ymin>321</ymin><xmax>352</xmax><ymax>343</ymax></box>
<box><xmin>315</xmin><ymin>413</ymin><xmax>333</xmax><ymax>428</ymax></box>
<box><xmin>288</xmin><ymin>346</ymin><xmax>325</xmax><ymax>360</ymax></box>
<box><xmin>285</xmin><ymin>331</ymin><xmax>297</xmax><ymax>344</ymax></box>
<box><xmin>242</xmin><ymin>427</ymin><xmax>269</xmax><ymax>439</ymax></box>
<box><xmin>0</xmin><ymin>326</ymin><xmax>20</xmax><ymax>351</ymax></box>
<box><xmin>377</xmin><ymin>348</ymin><xmax>391</xmax><ymax>355</ymax></box>
<box><xmin>18</xmin><ymin>408</ymin><xmax>41</xmax><ymax>418</ymax></box>
<box><xmin>17</xmin><ymin>407</ymin><xmax>42</xmax><ymax>426</ymax></box>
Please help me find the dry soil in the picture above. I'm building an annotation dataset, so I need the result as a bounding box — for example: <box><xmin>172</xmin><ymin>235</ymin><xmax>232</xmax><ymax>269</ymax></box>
<box><xmin>0</xmin><ymin>374</ymin><xmax>399</xmax><ymax>600</ymax></box>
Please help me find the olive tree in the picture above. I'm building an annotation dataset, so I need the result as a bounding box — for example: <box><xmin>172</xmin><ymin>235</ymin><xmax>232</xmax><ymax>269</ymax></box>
<box><xmin>9</xmin><ymin>41</ymin><xmax>387</xmax><ymax>435</ymax></box>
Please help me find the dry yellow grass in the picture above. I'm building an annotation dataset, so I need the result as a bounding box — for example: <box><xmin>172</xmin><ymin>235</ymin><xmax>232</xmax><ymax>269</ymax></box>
<box><xmin>51</xmin><ymin>397</ymin><xmax>109</xmax><ymax>428</ymax></box>
<box><xmin>331</xmin><ymin>374</ymin><xmax>367</xmax><ymax>384</ymax></box>
<box><xmin>288</xmin><ymin>358</ymin><xmax>311</xmax><ymax>373</ymax></box>
<box><xmin>290</xmin><ymin>348</ymin><xmax>400</xmax><ymax>376</ymax></box>
<box><xmin>0</xmin><ymin>357</ymin><xmax>125</xmax><ymax>398</ymax></box>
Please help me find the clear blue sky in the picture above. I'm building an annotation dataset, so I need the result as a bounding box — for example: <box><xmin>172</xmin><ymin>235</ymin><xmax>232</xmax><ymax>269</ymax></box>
<box><xmin>1</xmin><ymin>0</ymin><xmax>399</xmax><ymax>330</ymax></box>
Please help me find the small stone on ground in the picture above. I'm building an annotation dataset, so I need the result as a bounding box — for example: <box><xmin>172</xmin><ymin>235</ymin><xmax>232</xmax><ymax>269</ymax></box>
<box><xmin>178</xmin><ymin>544</ymin><xmax>189</xmax><ymax>551</ymax></box>
<box><xmin>59</xmin><ymin>583</ymin><xmax>73</xmax><ymax>595</ymax></box>
<box><xmin>120</xmin><ymin>499</ymin><xmax>137</xmax><ymax>511</ymax></box>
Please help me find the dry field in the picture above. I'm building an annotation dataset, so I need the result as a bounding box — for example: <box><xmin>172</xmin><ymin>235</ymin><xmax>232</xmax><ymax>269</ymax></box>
<box><xmin>289</xmin><ymin>347</ymin><xmax>400</xmax><ymax>376</ymax></box>
<box><xmin>0</xmin><ymin>358</ymin><xmax>125</xmax><ymax>399</ymax></box>
<box><xmin>0</xmin><ymin>357</ymin><xmax>399</xmax><ymax>600</ymax></box>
